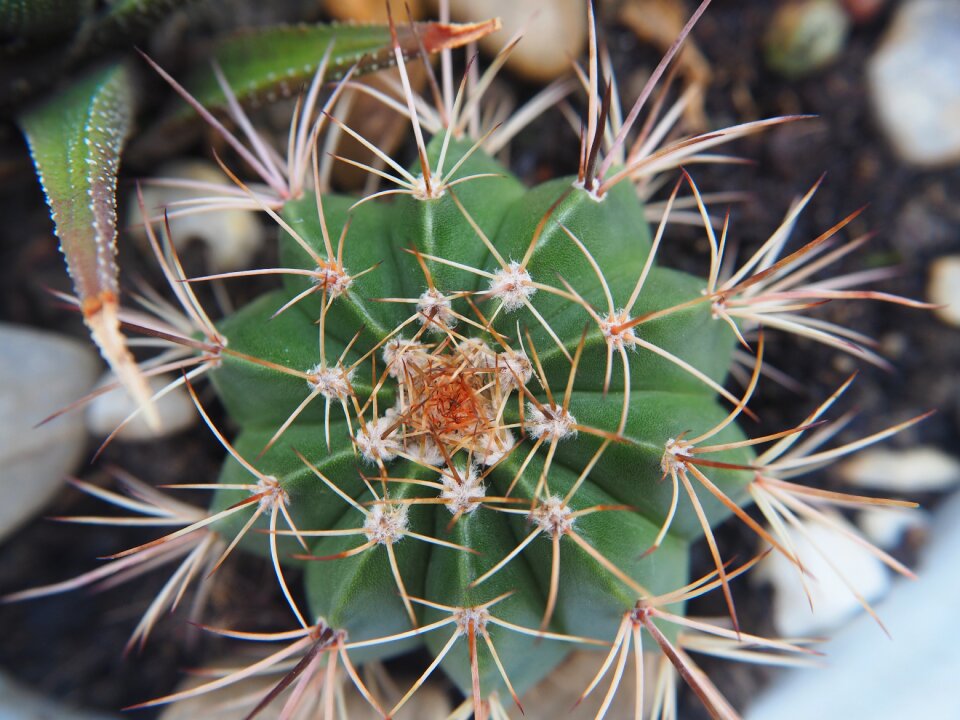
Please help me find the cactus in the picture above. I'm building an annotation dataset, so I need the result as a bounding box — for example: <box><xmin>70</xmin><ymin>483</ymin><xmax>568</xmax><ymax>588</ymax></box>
<box><xmin>7</xmin><ymin>1</ymin><xmax>932</xmax><ymax>718</ymax></box>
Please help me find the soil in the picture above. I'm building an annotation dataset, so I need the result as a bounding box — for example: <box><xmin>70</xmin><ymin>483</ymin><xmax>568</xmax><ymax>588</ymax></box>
<box><xmin>1</xmin><ymin>1</ymin><xmax>957</xmax><ymax>718</ymax></box>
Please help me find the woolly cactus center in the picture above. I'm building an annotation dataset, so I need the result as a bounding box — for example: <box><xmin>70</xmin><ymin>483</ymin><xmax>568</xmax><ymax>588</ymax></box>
<box><xmin>388</xmin><ymin>339</ymin><xmax>517</xmax><ymax>464</ymax></box>
<box><xmin>421</xmin><ymin>363</ymin><xmax>483</xmax><ymax>431</ymax></box>
<box><xmin>306</xmin><ymin>364</ymin><xmax>352</xmax><ymax>399</ymax></box>
<box><xmin>531</xmin><ymin>496</ymin><xmax>575</xmax><ymax>535</ymax></box>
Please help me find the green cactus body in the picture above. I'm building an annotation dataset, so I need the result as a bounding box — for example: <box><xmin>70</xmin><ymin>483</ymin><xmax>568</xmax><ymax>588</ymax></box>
<box><xmin>207</xmin><ymin>133</ymin><xmax>754</xmax><ymax>698</ymax></box>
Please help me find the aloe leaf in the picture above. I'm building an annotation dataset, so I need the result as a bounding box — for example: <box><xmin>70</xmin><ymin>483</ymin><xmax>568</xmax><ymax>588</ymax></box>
<box><xmin>94</xmin><ymin>0</ymin><xmax>193</xmax><ymax>30</ymax></box>
<box><xmin>21</xmin><ymin>62</ymin><xmax>158</xmax><ymax>425</ymax></box>
<box><xmin>180</xmin><ymin>18</ymin><xmax>501</xmax><ymax>113</ymax></box>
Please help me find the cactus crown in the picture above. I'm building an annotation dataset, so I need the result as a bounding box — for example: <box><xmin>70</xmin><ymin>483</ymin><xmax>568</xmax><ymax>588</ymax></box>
<box><xmin>9</xmin><ymin>2</ymin><xmax>931</xmax><ymax>718</ymax></box>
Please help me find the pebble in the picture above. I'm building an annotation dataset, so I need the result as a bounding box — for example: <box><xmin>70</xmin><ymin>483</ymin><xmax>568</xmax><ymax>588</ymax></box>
<box><xmin>129</xmin><ymin>160</ymin><xmax>265</xmax><ymax>272</ymax></box>
<box><xmin>85</xmin><ymin>371</ymin><xmax>196</xmax><ymax>441</ymax></box>
<box><xmin>839</xmin><ymin>446</ymin><xmax>960</xmax><ymax>492</ymax></box>
<box><xmin>444</xmin><ymin>0</ymin><xmax>586</xmax><ymax>83</ymax></box>
<box><xmin>0</xmin><ymin>324</ymin><xmax>99</xmax><ymax>543</ymax></box>
<box><xmin>764</xmin><ymin>0</ymin><xmax>850</xmax><ymax>78</ymax></box>
<box><xmin>867</xmin><ymin>0</ymin><xmax>960</xmax><ymax>166</ymax></box>
<box><xmin>928</xmin><ymin>255</ymin><xmax>960</xmax><ymax>327</ymax></box>
<box><xmin>754</xmin><ymin>513</ymin><xmax>890</xmax><ymax>637</ymax></box>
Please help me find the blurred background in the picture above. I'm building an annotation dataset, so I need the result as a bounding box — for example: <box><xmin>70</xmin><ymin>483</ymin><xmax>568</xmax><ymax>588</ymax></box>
<box><xmin>0</xmin><ymin>0</ymin><xmax>958</xmax><ymax>718</ymax></box>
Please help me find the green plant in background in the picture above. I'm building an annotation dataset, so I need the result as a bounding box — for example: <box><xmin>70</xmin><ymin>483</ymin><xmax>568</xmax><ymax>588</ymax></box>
<box><xmin>0</xmin><ymin>0</ymin><xmax>197</xmax><ymax>109</ymax></box>
<box><xmin>6</xmin><ymin>0</ymin><xmax>932</xmax><ymax>718</ymax></box>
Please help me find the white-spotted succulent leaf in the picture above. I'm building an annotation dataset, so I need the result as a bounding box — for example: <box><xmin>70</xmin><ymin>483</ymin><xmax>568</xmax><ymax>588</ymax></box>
<box><xmin>19</xmin><ymin>61</ymin><xmax>160</xmax><ymax>424</ymax></box>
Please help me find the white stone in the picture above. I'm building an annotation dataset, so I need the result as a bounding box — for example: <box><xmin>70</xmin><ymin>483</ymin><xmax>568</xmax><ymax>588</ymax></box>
<box><xmin>446</xmin><ymin>0</ymin><xmax>587</xmax><ymax>82</ymax></box>
<box><xmin>745</xmin><ymin>490</ymin><xmax>960</xmax><ymax>720</ymax></box>
<box><xmin>754</xmin><ymin>513</ymin><xmax>891</xmax><ymax>637</ymax></box>
<box><xmin>0</xmin><ymin>324</ymin><xmax>99</xmax><ymax>542</ymax></box>
<box><xmin>85</xmin><ymin>371</ymin><xmax>196</xmax><ymax>440</ymax></box>
<box><xmin>928</xmin><ymin>255</ymin><xmax>960</xmax><ymax>326</ymax></box>
<box><xmin>129</xmin><ymin>160</ymin><xmax>265</xmax><ymax>271</ymax></box>
<box><xmin>867</xmin><ymin>0</ymin><xmax>960</xmax><ymax>166</ymax></box>
<box><xmin>858</xmin><ymin>506</ymin><xmax>928</xmax><ymax>549</ymax></box>
<box><xmin>839</xmin><ymin>446</ymin><xmax>960</xmax><ymax>492</ymax></box>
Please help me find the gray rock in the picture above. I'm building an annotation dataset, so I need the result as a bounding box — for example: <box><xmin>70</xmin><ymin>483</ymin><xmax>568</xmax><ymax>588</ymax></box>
<box><xmin>0</xmin><ymin>672</ymin><xmax>119</xmax><ymax>720</ymax></box>
<box><xmin>868</xmin><ymin>0</ymin><xmax>960</xmax><ymax>166</ymax></box>
<box><xmin>745</xmin><ymin>489</ymin><xmax>960</xmax><ymax>720</ymax></box>
<box><xmin>0</xmin><ymin>324</ymin><xmax>99</xmax><ymax>543</ymax></box>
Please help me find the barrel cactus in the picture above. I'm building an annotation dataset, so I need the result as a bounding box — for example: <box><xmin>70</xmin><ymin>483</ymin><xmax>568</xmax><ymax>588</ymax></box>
<box><xmin>8</xmin><ymin>2</ymin><xmax>929</xmax><ymax>718</ymax></box>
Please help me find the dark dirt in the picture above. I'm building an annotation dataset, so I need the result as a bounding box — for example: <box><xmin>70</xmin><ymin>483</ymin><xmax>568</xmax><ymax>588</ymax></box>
<box><xmin>1</xmin><ymin>1</ymin><xmax>957</xmax><ymax>718</ymax></box>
